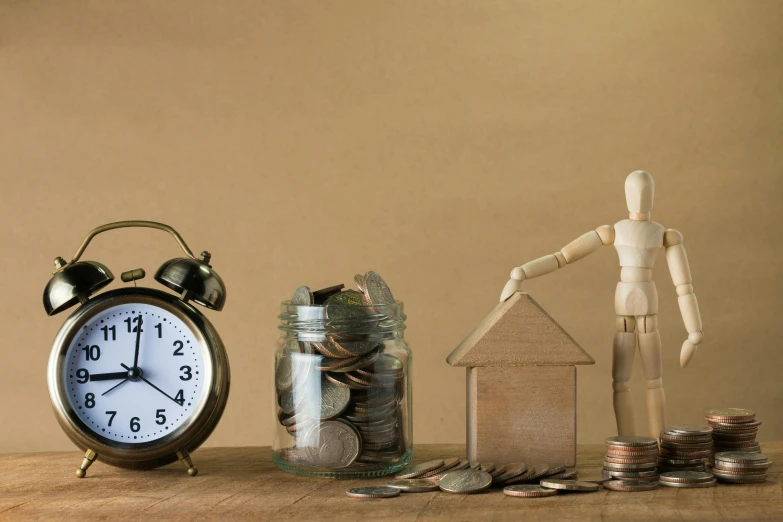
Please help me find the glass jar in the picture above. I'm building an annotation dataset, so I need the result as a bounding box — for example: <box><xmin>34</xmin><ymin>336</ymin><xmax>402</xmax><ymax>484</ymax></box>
<box><xmin>272</xmin><ymin>299</ymin><xmax>412</xmax><ymax>478</ymax></box>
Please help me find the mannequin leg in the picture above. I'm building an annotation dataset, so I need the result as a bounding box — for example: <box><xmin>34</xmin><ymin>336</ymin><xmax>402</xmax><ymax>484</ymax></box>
<box><xmin>612</xmin><ymin>316</ymin><xmax>637</xmax><ymax>436</ymax></box>
<box><xmin>637</xmin><ymin>315</ymin><xmax>665</xmax><ymax>438</ymax></box>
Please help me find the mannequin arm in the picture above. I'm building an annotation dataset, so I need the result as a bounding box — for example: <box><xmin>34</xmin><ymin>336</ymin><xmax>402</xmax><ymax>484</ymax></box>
<box><xmin>499</xmin><ymin>225</ymin><xmax>614</xmax><ymax>301</ymax></box>
<box><xmin>664</xmin><ymin>229</ymin><xmax>703</xmax><ymax>368</ymax></box>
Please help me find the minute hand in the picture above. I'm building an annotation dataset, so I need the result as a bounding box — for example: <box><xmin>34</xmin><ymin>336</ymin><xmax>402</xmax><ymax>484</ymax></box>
<box><xmin>121</xmin><ymin>364</ymin><xmax>183</xmax><ymax>407</ymax></box>
<box><xmin>132</xmin><ymin>315</ymin><xmax>143</xmax><ymax>368</ymax></box>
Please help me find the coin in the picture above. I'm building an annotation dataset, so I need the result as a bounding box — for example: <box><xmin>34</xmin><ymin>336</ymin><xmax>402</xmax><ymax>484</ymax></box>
<box><xmin>606</xmin><ymin>436</ymin><xmax>659</xmax><ymax>447</ymax></box>
<box><xmin>544</xmin><ymin>462</ymin><xmax>566</xmax><ymax>475</ymax></box>
<box><xmin>581</xmin><ymin>476</ymin><xmax>612</xmax><ymax>485</ymax></box>
<box><xmin>325</xmin><ymin>289</ymin><xmax>367</xmax><ymax>319</ymax></box>
<box><xmin>603</xmin><ymin>480</ymin><xmax>658</xmax><ymax>492</ymax></box>
<box><xmin>659</xmin><ymin>471</ymin><xmax>715</xmax><ymax>484</ymax></box>
<box><xmin>420</xmin><ymin>457</ymin><xmax>461</xmax><ymax>478</ymax></box>
<box><xmin>489</xmin><ymin>465</ymin><xmax>507</xmax><ymax>478</ymax></box>
<box><xmin>602</xmin><ymin>469</ymin><xmax>659</xmax><ymax>479</ymax></box>
<box><xmin>662</xmin><ymin>479</ymin><xmax>717</xmax><ymax>488</ymax></box>
<box><xmin>501</xmin><ymin>468</ymin><xmax>536</xmax><ymax>485</ymax></box>
<box><xmin>605</xmin><ymin>455</ymin><xmax>659</xmax><ymax>464</ymax></box>
<box><xmin>304</xmin><ymin>420</ymin><xmax>361</xmax><ymax>468</ymax></box>
<box><xmin>603</xmin><ymin>461</ymin><xmax>658</xmax><ymax>470</ymax></box>
<box><xmin>353</xmin><ymin>274</ymin><xmax>367</xmax><ymax>293</ymax></box>
<box><xmin>714</xmin><ymin>451</ymin><xmax>770</xmax><ymax>464</ymax></box>
<box><xmin>364</xmin><ymin>271</ymin><xmax>395</xmax><ymax>305</ymax></box>
<box><xmin>438</xmin><ymin>470</ymin><xmax>493</xmax><ymax>494</ymax></box>
<box><xmin>479</xmin><ymin>462</ymin><xmax>496</xmax><ymax>474</ymax></box>
<box><xmin>346</xmin><ymin>486</ymin><xmax>400</xmax><ymax>499</ymax></box>
<box><xmin>312</xmin><ymin>284</ymin><xmax>345</xmax><ymax>304</ymax></box>
<box><xmin>292</xmin><ymin>286</ymin><xmax>315</xmax><ymax>306</ymax></box>
<box><xmin>395</xmin><ymin>459</ymin><xmax>446</xmax><ymax>479</ymax></box>
<box><xmin>713</xmin><ymin>472</ymin><xmax>767</xmax><ymax>483</ymax></box>
<box><xmin>704</xmin><ymin>408</ymin><xmax>755</xmax><ymax>423</ymax></box>
<box><xmin>503</xmin><ymin>485</ymin><xmax>558</xmax><ymax>498</ymax></box>
<box><xmin>492</xmin><ymin>463</ymin><xmax>528</xmax><ymax>483</ymax></box>
<box><xmin>303</xmin><ymin>377</ymin><xmax>351</xmax><ymax>420</ymax></box>
<box><xmin>539</xmin><ymin>479</ymin><xmax>600</xmax><ymax>492</ymax></box>
<box><xmin>386</xmin><ymin>479</ymin><xmax>440</xmax><ymax>493</ymax></box>
<box><xmin>522</xmin><ymin>465</ymin><xmax>551</xmax><ymax>481</ymax></box>
<box><xmin>664</xmin><ymin>424</ymin><xmax>713</xmax><ymax>435</ymax></box>
<box><xmin>425</xmin><ymin>459</ymin><xmax>471</xmax><ymax>481</ymax></box>
<box><xmin>545</xmin><ymin>468</ymin><xmax>579</xmax><ymax>480</ymax></box>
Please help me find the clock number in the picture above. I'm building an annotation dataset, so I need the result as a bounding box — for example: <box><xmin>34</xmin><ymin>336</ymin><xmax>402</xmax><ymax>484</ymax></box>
<box><xmin>84</xmin><ymin>393</ymin><xmax>95</xmax><ymax>408</ymax></box>
<box><xmin>101</xmin><ymin>325</ymin><xmax>116</xmax><ymax>341</ymax></box>
<box><xmin>155</xmin><ymin>323</ymin><xmax>163</xmax><ymax>338</ymax></box>
<box><xmin>179</xmin><ymin>366</ymin><xmax>192</xmax><ymax>381</ymax></box>
<box><xmin>76</xmin><ymin>368</ymin><xmax>89</xmax><ymax>383</ymax></box>
<box><xmin>125</xmin><ymin>316</ymin><xmax>143</xmax><ymax>333</ymax></box>
<box><xmin>82</xmin><ymin>345</ymin><xmax>101</xmax><ymax>361</ymax></box>
<box><xmin>174</xmin><ymin>390</ymin><xmax>185</xmax><ymax>405</ymax></box>
<box><xmin>173</xmin><ymin>340</ymin><xmax>184</xmax><ymax>356</ymax></box>
<box><xmin>155</xmin><ymin>409</ymin><xmax>167</xmax><ymax>425</ymax></box>
<box><xmin>105</xmin><ymin>411</ymin><xmax>117</xmax><ymax>426</ymax></box>
<box><xmin>130</xmin><ymin>417</ymin><xmax>141</xmax><ymax>433</ymax></box>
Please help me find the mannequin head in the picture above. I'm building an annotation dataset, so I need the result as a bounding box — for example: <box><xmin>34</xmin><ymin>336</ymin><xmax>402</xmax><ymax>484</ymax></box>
<box><xmin>625</xmin><ymin>170</ymin><xmax>654</xmax><ymax>219</ymax></box>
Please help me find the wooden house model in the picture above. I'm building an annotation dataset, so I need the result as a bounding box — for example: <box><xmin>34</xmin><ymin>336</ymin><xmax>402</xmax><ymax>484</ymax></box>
<box><xmin>447</xmin><ymin>292</ymin><xmax>594</xmax><ymax>467</ymax></box>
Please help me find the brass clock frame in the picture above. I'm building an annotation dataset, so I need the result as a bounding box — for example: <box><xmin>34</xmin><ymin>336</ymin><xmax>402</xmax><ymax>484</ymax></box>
<box><xmin>48</xmin><ymin>287</ymin><xmax>230</xmax><ymax>477</ymax></box>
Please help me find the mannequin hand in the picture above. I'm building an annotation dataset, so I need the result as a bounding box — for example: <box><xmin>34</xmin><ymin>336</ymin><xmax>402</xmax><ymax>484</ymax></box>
<box><xmin>499</xmin><ymin>278</ymin><xmax>521</xmax><ymax>302</ymax></box>
<box><xmin>680</xmin><ymin>332</ymin><xmax>703</xmax><ymax>368</ymax></box>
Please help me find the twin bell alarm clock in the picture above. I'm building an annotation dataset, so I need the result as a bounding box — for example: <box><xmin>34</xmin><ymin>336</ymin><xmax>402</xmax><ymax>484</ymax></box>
<box><xmin>43</xmin><ymin>221</ymin><xmax>230</xmax><ymax>478</ymax></box>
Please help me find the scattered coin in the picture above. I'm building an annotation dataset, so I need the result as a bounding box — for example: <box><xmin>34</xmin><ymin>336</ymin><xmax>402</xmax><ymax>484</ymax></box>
<box><xmin>545</xmin><ymin>468</ymin><xmax>579</xmax><ymax>480</ymax></box>
<box><xmin>438</xmin><ymin>470</ymin><xmax>493</xmax><ymax>494</ymax></box>
<box><xmin>346</xmin><ymin>486</ymin><xmax>401</xmax><ymax>499</ymax></box>
<box><xmin>386</xmin><ymin>479</ymin><xmax>440</xmax><ymax>493</ymax></box>
<box><xmin>419</xmin><ymin>457</ymin><xmax>461</xmax><ymax>478</ymax></box>
<box><xmin>544</xmin><ymin>462</ymin><xmax>566</xmax><ymax>475</ymax></box>
<box><xmin>503</xmin><ymin>485</ymin><xmax>558</xmax><ymax>498</ymax></box>
<box><xmin>603</xmin><ymin>480</ymin><xmax>658</xmax><ymax>492</ymax></box>
<box><xmin>539</xmin><ymin>479</ymin><xmax>600</xmax><ymax>492</ymax></box>
<box><xmin>395</xmin><ymin>459</ymin><xmax>445</xmax><ymax>479</ymax></box>
<box><xmin>491</xmin><ymin>463</ymin><xmax>527</xmax><ymax>484</ymax></box>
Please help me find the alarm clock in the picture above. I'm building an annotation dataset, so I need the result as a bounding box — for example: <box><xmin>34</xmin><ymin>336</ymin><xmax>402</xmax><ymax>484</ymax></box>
<box><xmin>43</xmin><ymin>221</ymin><xmax>230</xmax><ymax>478</ymax></box>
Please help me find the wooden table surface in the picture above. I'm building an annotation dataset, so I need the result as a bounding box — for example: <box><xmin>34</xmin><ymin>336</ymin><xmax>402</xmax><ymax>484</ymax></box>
<box><xmin>1</xmin><ymin>443</ymin><xmax>781</xmax><ymax>520</ymax></box>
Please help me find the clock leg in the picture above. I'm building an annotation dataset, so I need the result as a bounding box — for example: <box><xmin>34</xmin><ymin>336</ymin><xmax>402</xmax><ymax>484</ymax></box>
<box><xmin>176</xmin><ymin>449</ymin><xmax>199</xmax><ymax>477</ymax></box>
<box><xmin>75</xmin><ymin>449</ymin><xmax>97</xmax><ymax>478</ymax></box>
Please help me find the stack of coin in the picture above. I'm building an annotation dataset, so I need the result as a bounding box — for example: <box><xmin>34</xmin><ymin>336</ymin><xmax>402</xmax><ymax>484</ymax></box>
<box><xmin>602</xmin><ymin>436</ymin><xmax>659</xmax><ymax>483</ymax></box>
<box><xmin>658</xmin><ymin>425</ymin><xmax>712</xmax><ymax>473</ymax></box>
<box><xmin>712</xmin><ymin>451</ymin><xmax>772</xmax><ymax>484</ymax></box>
<box><xmin>658</xmin><ymin>471</ymin><xmax>716</xmax><ymax>488</ymax></box>
<box><xmin>276</xmin><ymin>272</ymin><xmax>409</xmax><ymax>470</ymax></box>
<box><xmin>705</xmin><ymin>408</ymin><xmax>762</xmax><ymax>457</ymax></box>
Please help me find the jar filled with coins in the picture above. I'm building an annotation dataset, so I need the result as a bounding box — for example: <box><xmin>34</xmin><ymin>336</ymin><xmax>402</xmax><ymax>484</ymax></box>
<box><xmin>272</xmin><ymin>272</ymin><xmax>413</xmax><ymax>478</ymax></box>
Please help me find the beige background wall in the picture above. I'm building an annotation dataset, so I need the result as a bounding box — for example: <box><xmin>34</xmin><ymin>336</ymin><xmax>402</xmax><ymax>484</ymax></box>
<box><xmin>1</xmin><ymin>1</ymin><xmax>781</xmax><ymax>453</ymax></box>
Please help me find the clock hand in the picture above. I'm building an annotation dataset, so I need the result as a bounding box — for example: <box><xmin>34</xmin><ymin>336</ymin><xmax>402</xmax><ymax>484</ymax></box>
<box><xmin>89</xmin><ymin>371</ymin><xmax>128</xmax><ymax>381</ymax></box>
<box><xmin>102</xmin><ymin>379</ymin><xmax>129</xmax><ymax>396</ymax></box>
<box><xmin>132</xmin><ymin>314</ymin><xmax>143</xmax><ymax>369</ymax></box>
<box><xmin>121</xmin><ymin>363</ymin><xmax>183</xmax><ymax>407</ymax></box>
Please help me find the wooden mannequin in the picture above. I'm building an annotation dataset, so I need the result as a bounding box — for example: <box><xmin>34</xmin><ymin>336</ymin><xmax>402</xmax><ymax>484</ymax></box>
<box><xmin>499</xmin><ymin>171</ymin><xmax>703</xmax><ymax>438</ymax></box>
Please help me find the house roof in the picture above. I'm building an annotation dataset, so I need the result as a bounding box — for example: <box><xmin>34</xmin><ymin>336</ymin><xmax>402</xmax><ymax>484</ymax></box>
<box><xmin>447</xmin><ymin>292</ymin><xmax>594</xmax><ymax>367</ymax></box>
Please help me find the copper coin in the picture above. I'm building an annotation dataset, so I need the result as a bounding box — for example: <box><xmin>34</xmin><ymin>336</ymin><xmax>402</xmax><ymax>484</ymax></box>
<box><xmin>708</xmin><ymin>419</ymin><xmax>762</xmax><ymax>429</ymax></box>
<box><xmin>545</xmin><ymin>468</ymin><xmax>579</xmax><ymax>480</ymax></box>
<box><xmin>425</xmin><ymin>459</ymin><xmax>471</xmax><ymax>482</ymax></box>
<box><xmin>419</xmin><ymin>457</ymin><xmax>461</xmax><ymax>478</ymax></box>
<box><xmin>523</xmin><ymin>465</ymin><xmax>551</xmax><ymax>481</ymax></box>
<box><xmin>603</xmin><ymin>480</ymin><xmax>658</xmax><ymax>492</ymax></box>
<box><xmin>489</xmin><ymin>465</ymin><xmax>507</xmax><ymax>478</ymax></box>
<box><xmin>605</xmin><ymin>455</ymin><xmax>658</xmax><ymax>464</ymax></box>
<box><xmin>479</xmin><ymin>462</ymin><xmax>496</xmax><ymax>474</ymax></box>
<box><xmin>501</xmin><ymin>468</ymin><xmax>536</xmax><ymax>485</ymax></box>
<box><xmin>713</xmin><ymin>465</ymin><xmax>770</xmax><ymax>474</ymax></box>
<box><xmin>492</xmin><ymin>463</ymin><xmax>528</xmax><ymax>483</ymax></box>
<box><xmin>503</xmin><ymin>485</ymin><xmax>558</xmax><ymax>498</ymax></box>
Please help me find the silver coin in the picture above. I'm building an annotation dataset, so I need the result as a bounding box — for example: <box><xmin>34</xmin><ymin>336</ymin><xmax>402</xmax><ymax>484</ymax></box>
<box><xmin>544</xmin><ymin>462</ymin><xmax>566</xmax><ymax>475</ymax></box>
<box><xmin>602</xmin><ymin>469</ymin><xmax>659</xmax><ymax>479</ymax></box>
<box><xmin>503</xmin><ymin>485</ymin><xmax>558</xmax><ymax>498</ymax></box>
<box><xmin>539</xmin><ymin>479</ymin><xmax>599</xmax><ymax>492</ymax></box>
<box><xmin>386</xmin><ymin>479</ymin><xmax>439</xmax><ymax>493</ymax></box>
<box><xmin>659</xmin><ymin>471</ymin><xmax>715</xmax><ymax>483</ymax></box>
<box><xmin>714</xmin><ymin>451</ymin><xmax>770</xmax><ymax>463</ymax></box>
<box><xmin>304</xmin><ymin>420</ymin><xmax>361</xmax><ymax>468</ymax></box>
<box><xmin>605</xmin><ymin>436</ymin><xmax>658</xmax><ymax>447</ymax></box>
<box><xmin>395</xmin><ymin>459</ymin><xmax>445</xmax><ymax>479</ymax></box>
<box><xmin>346</xmin><ymin>486</ymin><xmax>400</xmax><ymax>499</ymax></box>
<box><xmin>664</xmin><ymin>424</ymin><xmax>713</xmax><ymax>435</ymax></box>
<box><xmin>303</xmin><ymin>377</ymin><xmax>351</xmax><ymax>420</ymax></box>
<box><xmin>438</xmin><ymin>470</ymin><xmax>493</xmax><ymax>494</ymax></box>
<box><xmin>545</xmin><ymin>468</ymin><xmax>579</xmax><ymax>480</ymax></box>
<box><xmin>492</xmin><ymin>463</ymin><xmax>528</xmax><ymax>483</ymax></box>
<box><xmin>659</xmin><ymin>479</ymin><xmax>717</xmax><ymax>488</ymax></box>
<box><xmin>603</xmin><ymin>480</ymin><xmax>658</xmax><ymax>492</ymax></box>
<box><xmin>364</xmin><ymin>271</ymin><xmax>395</xmax><ymax>305</ymax></box>
<box><xmin>603</xmin><ymin>461</ymin><xmax>658</xmax><ymax>470</ymax></box>
<box><xmin>292</xmin><ymin>286</ymin><xmax>314</xmax><ymax>306</ymax></box>
<box><xmin>325</xmin><ymin>289</ymin><xmax>369</xmax><ymax>322</ymax></box>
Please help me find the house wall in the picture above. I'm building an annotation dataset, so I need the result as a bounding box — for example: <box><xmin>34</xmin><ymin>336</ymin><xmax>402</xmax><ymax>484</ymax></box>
<box><xmin>468</xmin><ymin>366</ymin><xmax>577</xmax><ymax>466</ymax></box>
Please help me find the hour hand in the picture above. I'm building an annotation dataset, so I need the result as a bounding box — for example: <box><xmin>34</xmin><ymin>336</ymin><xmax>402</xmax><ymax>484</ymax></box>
<box><xmin>89</xmin><ymin>371</ymin><xmax>129</xmax><ymax>381</ymax></box>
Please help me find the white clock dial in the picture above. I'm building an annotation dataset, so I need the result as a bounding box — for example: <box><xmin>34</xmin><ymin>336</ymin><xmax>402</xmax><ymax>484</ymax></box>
<box><xmin>63</xmin><ymin>302</ymin><xmax>208</xmax><ymax>443</ymax></box>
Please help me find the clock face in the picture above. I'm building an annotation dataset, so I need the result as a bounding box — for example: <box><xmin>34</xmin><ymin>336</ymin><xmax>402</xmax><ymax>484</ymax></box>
<box><xmin>62</xmin><ymin>301</ymin><xmax>209</xmax><ymax>444</ymax></box>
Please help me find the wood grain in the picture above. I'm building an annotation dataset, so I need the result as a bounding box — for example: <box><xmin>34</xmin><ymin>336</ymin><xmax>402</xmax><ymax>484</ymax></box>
<box><xmin>447</xmin><ymin>293</ymin><xmax>594</xmax><ymax>367</ymax></box>
<box><xmin>1</xmin><ymin>444</ymin><xmax>781</xmax><ymax>521</ymax></box>
<box><xmin>468</xmin><ymin>366</ymin><xmax>576</xmax><ymax>466</ymax></box>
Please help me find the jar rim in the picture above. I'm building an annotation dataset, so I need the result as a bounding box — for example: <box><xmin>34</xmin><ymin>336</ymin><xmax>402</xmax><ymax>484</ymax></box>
<box><xmin>278</xmin><ymin>300</ymin><xmax>406</xmax><ymax>335</ymax></box>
